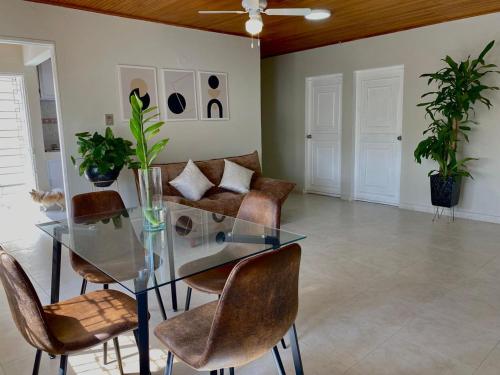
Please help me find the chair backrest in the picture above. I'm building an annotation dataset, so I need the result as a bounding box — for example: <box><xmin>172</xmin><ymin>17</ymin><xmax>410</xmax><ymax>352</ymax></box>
<box><xmin>0</xmin><ymin>249</ymin><xmax>61</xmax><ymax>353</ymax></box>
<box><xmin>236</xmin><ymin>190</ymin><xmax>281</xmax><ymax>228</ymax></box>
<box><xmin>71</xmin><ymin>190</ymin><xmax>126</xmax><ymax>219</ymax></box>
<box><xmin>200</xmin><ymin>243</ymin><xmax>301</xmax><ymax>370</ymax></box>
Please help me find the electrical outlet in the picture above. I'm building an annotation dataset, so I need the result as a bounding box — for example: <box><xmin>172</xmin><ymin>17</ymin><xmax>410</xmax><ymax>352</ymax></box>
<box><xmin>105</xmin><ymin>114</ymin><xmax>114</xmax><ymax>126</ymax></box>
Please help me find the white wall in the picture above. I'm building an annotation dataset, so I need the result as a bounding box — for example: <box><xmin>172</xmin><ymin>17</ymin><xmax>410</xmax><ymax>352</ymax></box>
<box><xmin>0</xmin><ymin>0</ymin><xmax>261</xmax><ymax>207</ymax></box>
<box><xmin>261</xmin><ymin>12</ymin><xmax>500</xmax><ymax>223</ymax></box>
<box><xmin>0</xmin><ymin>43</ymin><xmax>50</xmax><ymax>191</ymax></box>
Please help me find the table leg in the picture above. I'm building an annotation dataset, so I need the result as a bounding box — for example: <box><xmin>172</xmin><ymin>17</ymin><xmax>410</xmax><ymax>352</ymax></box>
<box><xmin>136</xmin><ymin>291</ymin><xmax>151</xmax><ymax>375</ymax></box>
<box><xmin>50</xmin><ymin>237</ymin><xmax>62</xmax><ymax>304</ymax></box>
<box><xmin>170</xmin><ymin>281</ymin><xmax>178</xmax><ymax>312</ymax></box>
<box><xmin>289</xmin><ymin>323</ymin><xmax>304</xmax><ymax>375</ymax></box>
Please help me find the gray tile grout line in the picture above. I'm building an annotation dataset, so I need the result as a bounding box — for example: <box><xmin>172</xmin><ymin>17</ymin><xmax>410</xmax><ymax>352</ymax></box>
<box><xmin>472</xmin><ymin>339</ymin><xmax>500</xmax><ymax>374</ymax></box>
<box><xmin>340</xmin><ymin>318</ymin><xmax>415</xmax><ymax>375</ymax></box>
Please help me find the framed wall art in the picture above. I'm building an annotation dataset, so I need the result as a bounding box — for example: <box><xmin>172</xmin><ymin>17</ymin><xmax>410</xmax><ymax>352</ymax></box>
<box><xmin>198</xmin><ymin>71</ymin><xmax>229</xmax><ymax>121</ymax></box>
<box><xmin>117</xmin><ymin>65</ymin><xmax>158</xmax><ymax>121</ymax></box>
<box><xmin>161</xmin><ymin>69</ymin><xmax>197</xmax><ymax>121</ymax></box>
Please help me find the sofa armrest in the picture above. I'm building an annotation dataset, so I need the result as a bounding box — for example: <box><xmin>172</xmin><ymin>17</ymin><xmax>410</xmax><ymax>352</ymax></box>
<box><xmin>251</xmin><ymin>176</ymin><xmax>296</xmax><ymax>204</ymax></box>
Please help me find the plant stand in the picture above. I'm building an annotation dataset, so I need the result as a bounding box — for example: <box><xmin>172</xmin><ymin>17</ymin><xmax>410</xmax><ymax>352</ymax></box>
<box><xmin>432</xmin><ymin>205</ymin><xmax>455</xmax><ymax>222</ymax></box>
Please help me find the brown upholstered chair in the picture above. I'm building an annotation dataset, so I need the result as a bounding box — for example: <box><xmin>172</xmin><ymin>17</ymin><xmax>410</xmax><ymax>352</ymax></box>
<box><xmin>0</xmin><ymin>249</ymin><xmax>139</xmax><ymax>375</ymax></box>
<box><xmin>179</xmin><ymin>190</ymin><xmax>281</xmax><ymax>311</ymax></box>
<box><xmin>155</xmin><ymin>243</ymin><xmax>301</xmax><ymax>375</ymax></box>
<box><xmin>71</xmin><ymin>190</ymin><xmax>168</xmax><ymax>364</ymax></box>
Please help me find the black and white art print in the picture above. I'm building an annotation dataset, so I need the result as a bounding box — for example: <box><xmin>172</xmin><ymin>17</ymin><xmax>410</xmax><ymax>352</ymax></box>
<box><xmin>198</xmin><ymin>71</ymin><xmax>229</xmax><ymax>121</ymax></box>
<box><xmin>117</xmin><ymin>65</ymin><xmax>158</xmax><ymax>121</ymax></box>
<box><xmin>161</xmin><ymin>69</ymin><xmax>198</xmax><ymax>121</ymax></box>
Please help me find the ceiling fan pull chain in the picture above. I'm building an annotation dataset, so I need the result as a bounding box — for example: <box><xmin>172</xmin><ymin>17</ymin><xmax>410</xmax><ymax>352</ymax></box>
<box><xmin>258</xmin><ymin>33</ymin><xmax>260</xmax><ymax>47</ymax></box>
<box><xmin>251</xmin><ymin>34</ymin><xmax>254</xmax><ymax>48</ymax></box>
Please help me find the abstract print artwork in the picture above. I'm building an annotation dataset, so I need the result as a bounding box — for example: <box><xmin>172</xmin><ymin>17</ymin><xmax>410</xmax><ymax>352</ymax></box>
<box><xmin>161</xmin><ymin>69</ymin><xmax>197</xmax><ymax>121</ymax></box>
<box><xmin>198</xmin><ymin>71</ymin><xmax>229</xmax><ymax>120</ymax></box>
<box><xmin>117</xmin><ymin>65</ymin><xmax>158</xmax><ymax>121</ymax></box>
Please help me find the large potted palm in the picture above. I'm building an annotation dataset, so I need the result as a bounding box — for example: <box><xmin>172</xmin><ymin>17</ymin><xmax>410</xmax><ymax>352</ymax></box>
<box><xmin>414</xmin><ymin>41</ymin><xmax>499</xmax><ymax>208</ymax></box>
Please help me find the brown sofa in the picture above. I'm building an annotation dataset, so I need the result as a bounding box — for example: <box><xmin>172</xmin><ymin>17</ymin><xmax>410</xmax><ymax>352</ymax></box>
<box><xmin>134</xmin><ymin>151</ymin><xmax>295</xmax><ymax>217</ymax></box>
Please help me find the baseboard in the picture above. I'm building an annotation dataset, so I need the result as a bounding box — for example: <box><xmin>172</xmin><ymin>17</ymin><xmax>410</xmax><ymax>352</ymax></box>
<box><xmin>399</xmin><ymin>201</ymin><xmax>500</xmax><ymax>224</ymax></box>
<box><xmin>303</xmin><ymin>189</ymin><xmax>341</xmax><ymax>198</ymax></box>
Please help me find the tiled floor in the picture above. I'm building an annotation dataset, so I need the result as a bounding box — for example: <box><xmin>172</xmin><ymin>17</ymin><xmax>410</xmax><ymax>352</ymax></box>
<box><xmin>2</xmin><ymin>193</ymin><xmax>500</xmax><ymax>374</ymax></box>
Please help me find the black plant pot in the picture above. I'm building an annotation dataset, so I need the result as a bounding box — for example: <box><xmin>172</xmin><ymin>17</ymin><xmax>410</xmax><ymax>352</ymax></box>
<box><xmin>429</xmin><ymin>174</ymin><xmax>461</xmax><ymax>208</ymax></box>
<box><xmin>85</xmin><ymin>166</ymin><xmax>122</xmax><ymax>187</ymax></box>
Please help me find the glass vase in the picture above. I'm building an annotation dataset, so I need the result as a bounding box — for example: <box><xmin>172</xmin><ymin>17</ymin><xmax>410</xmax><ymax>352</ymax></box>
<box><xmin>138</xmin><ymin>167</ymin><xmax>166</xmax><ymax>232</ymax></box>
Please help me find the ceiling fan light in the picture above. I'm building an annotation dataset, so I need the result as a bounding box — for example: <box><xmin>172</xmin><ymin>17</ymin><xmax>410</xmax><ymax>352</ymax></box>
<box><xmin>245</xmin><ymin>14</ymin><xmax>263</xmax><ymax>35</ymax></box>
<box><xmin>305</xmin><ymin>9</ymin><xmax>331</xmax><ymax>20</ymax></box>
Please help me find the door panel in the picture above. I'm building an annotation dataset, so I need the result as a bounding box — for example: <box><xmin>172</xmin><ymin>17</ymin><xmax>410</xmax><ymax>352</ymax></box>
<box><xmin>306</xmin><ymin>74</ymin><xmax>342</xmax><ymax>196</ymax></box>
<box><xmin>354</xmin><ymin>66</ymin><xmax>403</xmax><ymax>205</ymax></box>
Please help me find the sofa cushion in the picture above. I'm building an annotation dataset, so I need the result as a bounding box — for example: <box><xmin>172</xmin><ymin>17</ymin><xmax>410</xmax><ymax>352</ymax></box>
<box><xmin>219</xmin><ymin>159</ymin><xmax>254</xmax><ymax>194</ymax></box>
<box><xmin>169</xmin><ymin>160</ymin><xmax>214</xmax><ymax>201</ymax></box>
<box><xmin>165</xmin><ymin>192</ymin><xmax>244</xmax><ymax>217</ymax></box>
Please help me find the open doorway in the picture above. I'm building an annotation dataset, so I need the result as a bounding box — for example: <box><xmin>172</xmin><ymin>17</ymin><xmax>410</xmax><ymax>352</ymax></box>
<box><xmin>0</xmin><ymin>41</ymin><xmax>66</xmax><ymax>242</ymax></box>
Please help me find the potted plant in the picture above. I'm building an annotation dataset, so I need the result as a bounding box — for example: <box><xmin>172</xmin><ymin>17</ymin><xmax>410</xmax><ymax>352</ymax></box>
<box><xmin>71</xmin><ymin>127</ymin><xmax>137</xmax><ymax>187</ymax></box>
<box><xmin>414</xmin><ymin>40</ymin><xmax>499</xmax><ymax>208</ymax></box>
<box><xmin>129</xmin><ymin>93</ymin><xmax>169</xmax><ymax>230</ymax></box>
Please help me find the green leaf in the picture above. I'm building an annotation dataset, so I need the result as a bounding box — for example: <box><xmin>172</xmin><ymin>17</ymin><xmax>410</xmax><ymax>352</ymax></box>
<box><xmin>147</xmin><ymin>139</ymin><xmax>169</xmax><ymax>166</ymax></box>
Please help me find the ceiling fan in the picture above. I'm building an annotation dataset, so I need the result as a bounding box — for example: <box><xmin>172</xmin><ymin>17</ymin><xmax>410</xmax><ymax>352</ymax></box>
<box><xmin>199</xmin><ymin>0</ymin><xmax>331</xmax><ymax>37</ymax></box>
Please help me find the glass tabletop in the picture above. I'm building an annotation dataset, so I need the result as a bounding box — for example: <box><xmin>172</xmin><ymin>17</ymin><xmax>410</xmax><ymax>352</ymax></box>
<box><xmin>36</xmin><ymin>201</ymin><xmax>306</xmax><ymax>295</ymax></box>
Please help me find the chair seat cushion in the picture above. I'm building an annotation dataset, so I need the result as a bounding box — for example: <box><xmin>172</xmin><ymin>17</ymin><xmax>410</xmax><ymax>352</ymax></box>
<box><xmin>43</xmin><ymin>289</ymin><xmax>138</xmax><ymax>354</ymax></box>
<box><xmin>154</xmin><ymin>301</ymin><xmax>218</xmax><ymax>369</ymax></box>
<box><xmin>181</xmin><ymin>262</ymin><xmax>236</xmax><ymax>294</ymax></box>
<box><xmin>71</xmin><ymin>252</ymin><xmax>163</xmax><ymax>284</ymax></box>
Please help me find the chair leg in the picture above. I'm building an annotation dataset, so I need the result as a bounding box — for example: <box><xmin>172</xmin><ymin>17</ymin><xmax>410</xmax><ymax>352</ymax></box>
<box><xmin>113</xmin><ymin>337</ymin><xmax>124</xmax><ymax>375</ymax></box>
<box><xmin>289</xmin><ymin>323</ymin><xmax>304</xmax><ymax>375</ymax></box>
<box><xmin>103</xmin><ymin>284</ymin><xmax>109</xmax><ymax>364</ymax></box>
<box><xmin>272</xmin><ymin>346</ymin><xmax>286</xmax><ymax>375</ymax></box>
<box><xmin>280</xmin><ymin>338</ymin><xmax>287</xmax><ymax>349</ymax></box>
<box><xmin>103</xmin><ymin>341</ymin><xmax>108</xmax><ymax>365</ymax></box>
<box><xmin>80</xmin><ymin>278</ymin><xmax>87</xmax><ymax>295</ymax></box>
<box><xmin>154</xmin><ymin>275</ymin><xmax>168</xmax><ymax>320</ymax></box>
<box><xmin>32</xmin><ymin>349</ymin><xmax>42</xmax><ymax>375</ymax></box>
<box><xmin>164</xmin><ymin>351</ymin><xmax>174</xmax><ymax>375</ymax></box>
<box><xmin>229</xmin><ymin>368</ymin><xmax>235</xmax><ymax>375</ymax></box>
<box><xmin>133</xmin><ymin>329</ymin><xmax>139</xmax><ymax>348</ymax></box>
<box><xmin>185</xmin><ymin>287</ymin><xmax>192</xmax><ymax>311</ymax></box>
<box><xmin>58</xmin><ymin>355</ymin><xmax>68</xmax><ymax>375</ymax></box>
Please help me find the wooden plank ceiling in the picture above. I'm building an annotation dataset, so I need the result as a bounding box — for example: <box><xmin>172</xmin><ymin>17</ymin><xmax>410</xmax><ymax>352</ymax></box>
<box><xmin>27</xmin><ymin>0</ymin><xmax>500</xmax><ymax>57</ymax></box>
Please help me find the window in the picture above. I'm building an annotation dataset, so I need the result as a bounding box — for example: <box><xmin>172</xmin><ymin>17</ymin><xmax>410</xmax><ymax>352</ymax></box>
<box><xmin>0</xmin><ymin>74</ymin><xmax>35</xmax><ymax>197</ymax></box>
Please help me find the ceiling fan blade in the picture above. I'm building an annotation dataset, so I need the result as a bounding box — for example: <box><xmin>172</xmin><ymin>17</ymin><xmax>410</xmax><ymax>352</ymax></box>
<box><xmin>198</xmin><ymin>10</ymin><xmax>246</xmax><ymax>14</ymax></box>
<box><xmin>264</xmin><ymin>8</ymin><xmax>311</xmax><ymax>16</ymax></box>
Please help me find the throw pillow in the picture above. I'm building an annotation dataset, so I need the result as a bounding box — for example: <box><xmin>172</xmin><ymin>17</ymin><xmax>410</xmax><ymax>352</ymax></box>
<box><xmin>219</xmin><ymin>159</ymin><xmax>254</xmax><ymax>193</ymax></box>
<box><xmin>169</xmin><ymin>160</ymin><xmax>214</xmax><ymax>201</ymax></box>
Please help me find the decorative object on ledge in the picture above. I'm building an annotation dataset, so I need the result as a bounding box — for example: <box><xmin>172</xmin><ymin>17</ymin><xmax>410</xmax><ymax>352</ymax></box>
<box><xmin>414</xmin><ymin>40</ymin><xmax>499</xmax><ymax>216</ymax></box>
<box><xmin>161</xmin><ymin>69</ymin><xmax>198</xmax><ymax>121</ymax></box>
<box><xmin>198</xmin><ymin>71</ymin><xmax>229</xmax><ymax>120</ymax></box>
<box><xmin>129</xmin><ymin>93</ymin><xmax>169</xmax><ymax>231</ymax></box>
<box><xmin>71</xmin><ymin>127</ymin><xmax>137</xmax><ymax>187</ymax></box>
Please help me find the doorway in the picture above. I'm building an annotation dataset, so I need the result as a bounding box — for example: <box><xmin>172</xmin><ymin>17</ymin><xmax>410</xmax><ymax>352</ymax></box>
<box><xmin>353</xmin><ymin>65</ymin><xmax>403</xmax><ymax>206</ymax></box>
<box><xmin>305</xmin><ymin>74</ymin><xmax>342</xmax><ymax>196</ymax></box>
<box><xmin>0</xmin><ymin>41</ymin><xmax>66</xmax><ymax>242</ymax></box>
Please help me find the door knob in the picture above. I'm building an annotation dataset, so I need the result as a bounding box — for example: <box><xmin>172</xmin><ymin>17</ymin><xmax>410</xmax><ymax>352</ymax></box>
<box><xmin>306</xmin><ymin>134</ymin><xmax>312</xmax><ymax>139</ymax></box>
<box><xmin>397</xmin><ymin>135</ymin><xmax>402</xmax><ymax>141</ymax></box>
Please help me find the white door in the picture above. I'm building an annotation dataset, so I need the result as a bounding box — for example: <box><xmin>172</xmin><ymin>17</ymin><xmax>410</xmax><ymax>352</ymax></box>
<box><xmin>305</xmin><ymin>74</ymin><xmax>342</xmax><ymax>196</ymax></box>
<box><xmin>354</xmin><ymin>66</ymin><xmax>403</xmax><ymax>206</ymax></box>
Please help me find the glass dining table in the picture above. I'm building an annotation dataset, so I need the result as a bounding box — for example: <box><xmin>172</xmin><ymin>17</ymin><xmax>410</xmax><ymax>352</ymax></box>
<box><xmin>36</xmin><ymin>201</ymin><xmax>306</xmax><ymax>375</ymax></box>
